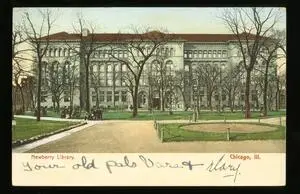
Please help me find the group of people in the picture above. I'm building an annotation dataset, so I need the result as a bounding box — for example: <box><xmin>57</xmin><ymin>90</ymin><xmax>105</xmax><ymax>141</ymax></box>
<box><xmin>84</xmin><ymin>107</ymin><xmax>103</xmax><ymax>120</ymax></box>
<box><xmin>61</xmin><ymin>106</ymin><xmax>71</xmax><ymax>118</ymax></box>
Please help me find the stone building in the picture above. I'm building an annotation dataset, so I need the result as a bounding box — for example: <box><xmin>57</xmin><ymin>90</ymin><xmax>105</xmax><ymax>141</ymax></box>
<box><xmin>37</xmin><ymin>31</ymin><xmax>283</xmax><ymax>111</ymax></box>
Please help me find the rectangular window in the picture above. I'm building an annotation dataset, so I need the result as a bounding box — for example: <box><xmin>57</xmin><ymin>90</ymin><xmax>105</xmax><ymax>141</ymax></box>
<box><xmin>199</xmin><ymin>51</ymin><xmax>202</xmax><ymax>58</ymax></box>
<box><xmin>107</xmin><ymin>91</ymin><xmax>112</xmax><ymax>102</ymax></box>
<box><xmin>41</xmin><ymin>91</ymin><xmax>47</xmax><ymax>102</ymax></box>
<box><xmin>203</xmin><ymin>51</ymin><xmax>207</xmax><ymax>58</ymax></box>
<box><xmin>121</xmin><ymin>91</ymin><xmax>127</xmax><ymax>102</ymax></box>
<box><xmin>222</xmin><ymin>50</ymin><xmax>227</xmax><ymax>58</ymax></box>
<box><xmin>107</xmin><ymin>73</ymin><xmax>113</xmax><ymax>86</ymax></box>
<box><xmin>214</xmin><ymin>95</ymin><xmax>219</xmax><ymax>101</ymax></box>
<box><xmin>100</xmin><ymin>91</ymin><xmax>104</xmax><ymax>102</ymax></box>
<box><xmin>92</xmin><ymin>91</ymin><xmax>97</xmax><ymax>102</ymax></box>
<box><xmin>114</xmin><ymin>91</ymin><xmax>120</xmax><ymax>102</ymax></box>
<box><xmin>184</xmin><ymin>51</ymin><xmax>188</xmax><ymax>58</ymax></box>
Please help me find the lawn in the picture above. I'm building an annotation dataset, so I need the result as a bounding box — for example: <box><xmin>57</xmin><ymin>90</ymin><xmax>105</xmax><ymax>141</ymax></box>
<box><xmin>23</xmin><ymin>110</ymin><xmax>286</xmax><ymax>120</ymax></box>
<box><xmin>156</xmin><ymin>122</ymin><xmax>286</xmax><ymax>142</ymax></box>
<box><xmin>12</xmin><ymin>118</ymin><xmax>80</xmax><ymax>141</ymax></box>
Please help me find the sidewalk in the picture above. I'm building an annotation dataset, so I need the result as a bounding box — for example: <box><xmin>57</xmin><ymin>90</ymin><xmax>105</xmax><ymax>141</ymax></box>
<box><xmin>13</xmin><ymin>115</ymin><xmax>85</xmax><ymax>122</ymax></box>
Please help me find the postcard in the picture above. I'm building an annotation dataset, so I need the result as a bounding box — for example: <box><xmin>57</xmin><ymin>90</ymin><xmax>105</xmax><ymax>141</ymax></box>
<box><xmin>12</xmin><ymin>7</ymin><xmax>286</xmax><ymax>186</ymax></box>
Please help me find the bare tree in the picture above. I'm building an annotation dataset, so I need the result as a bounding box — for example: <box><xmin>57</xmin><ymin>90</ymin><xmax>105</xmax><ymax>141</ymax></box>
<box><xmin>174</xmin><ymin>69</ymin><xmax>189</xmax><ymax>111</ymax></box>
<box><xmin>108</xmin><ymin>27</ymin><xmax>175</xmax><ymax>117</ymax></box>
<box><xmin>221</xmin><ymin>7</ymin><xmax>281</xmax><ymax>118</ymax></box>
<box><xmin>195</xmin><ymin>63</ymin><xmax>221</xmax><ymax>111</ymax></box>
<box><xmin>64</xmin><ymin>13</ymin><xmax>108</xmax><ymax>112</ymax></box>
<box><xmin>21</xmin><ymin>9</ymin><xmax>57</xmax><ymax>121</ymax></box>
<box><xmin>222</xmin><ymin>63</ymin><xmax>244</xmax><ymax>112</ymax></box>
<box><xmin>64</xmin><ymin>55</ymin><xmax>80</xmax><ymax>116</ymax></box>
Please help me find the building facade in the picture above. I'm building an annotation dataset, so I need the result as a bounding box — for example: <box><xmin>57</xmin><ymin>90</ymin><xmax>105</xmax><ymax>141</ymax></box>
<box><xmin>38</xmin><ymin>31</ymin><xmax>284</xmax><ymax>111</ymax></box>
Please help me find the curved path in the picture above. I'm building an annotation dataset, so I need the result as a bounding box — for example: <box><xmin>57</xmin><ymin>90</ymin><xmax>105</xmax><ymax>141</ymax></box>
<box><xmin>24</xmin><ymin>119</ymin><xmax>285</xmax><ymax>153</ymax></box>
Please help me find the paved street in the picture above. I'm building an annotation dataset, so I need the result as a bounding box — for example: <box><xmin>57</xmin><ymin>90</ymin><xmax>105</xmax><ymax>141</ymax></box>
<box><xmin>13</xmin><ymin>117</ymin><xmax>286</xmax><ymax>153</ymax></box>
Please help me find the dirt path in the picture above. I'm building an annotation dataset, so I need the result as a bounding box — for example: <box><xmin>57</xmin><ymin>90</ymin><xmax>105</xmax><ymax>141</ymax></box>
<box><xmin>27</xmin><ymin>120</ymin><xmax>285</xmax><ymax>153</ymax></box>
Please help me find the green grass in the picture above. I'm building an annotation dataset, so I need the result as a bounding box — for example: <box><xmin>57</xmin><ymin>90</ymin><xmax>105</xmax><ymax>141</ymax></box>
<box><xmin>157</xmin><ymin>122</ymin><xmax>286</xmax><ymax>142</ymax></box>
<box><xmin>23</xmin><ymin>110</ymin><xmax>286</xmax><ymax>120</ymax></box>
<box><xmin>12</xmin><ymin>118</ymin><xmax>80</xmax><ymax>141</ymax></box>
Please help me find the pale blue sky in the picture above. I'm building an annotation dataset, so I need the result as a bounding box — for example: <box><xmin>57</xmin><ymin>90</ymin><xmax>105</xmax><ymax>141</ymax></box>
<box><xmin>13</xmin><ymin>7</ymin><xmax>286</xmax><ymax>34</ymax></box>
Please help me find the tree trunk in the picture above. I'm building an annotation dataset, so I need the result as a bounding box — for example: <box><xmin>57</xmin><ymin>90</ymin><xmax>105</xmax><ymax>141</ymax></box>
<box><xmin>244</xmin><ymin>70</ymin><xmax>251</xmax><ymax>118</ymax></box>
<box><xmin>36</xmin><ymin>60</ymin><xmax>42</xmax><ymax>121</ymax></box>
<box><xmin>263</xmin><ymin>64</ymin><xmax>269</xmax><ymax>117</ymax></box>
<box><xmin>17</xmin><ymin>84</ymin><xmax>25</xmax><ymax>113</ymax></box>
<box><xmin>85</xmin><ymin>62</ymin><xmax>90</xmax><ymax>112</ymax></box>
<box><xmin>208</xmin><ymin>93</ymin><xmax>213</xmax><ymax>111</ymax></box>
<box><xmin>132</xmin><ymin>84</ymin><xmax>139</xmax><ymax>118</ymax></box>
<box><xmin>228</xmin><ymin>91</ymin><xmax>233</xmax><ymax>113</ymax></box>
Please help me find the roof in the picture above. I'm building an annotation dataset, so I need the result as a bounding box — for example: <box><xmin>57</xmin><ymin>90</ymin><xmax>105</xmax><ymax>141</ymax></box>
<box><xmin>40</xmin><ymin>31</ymin><xmax>258</xmax><ymax>42</ymax></box>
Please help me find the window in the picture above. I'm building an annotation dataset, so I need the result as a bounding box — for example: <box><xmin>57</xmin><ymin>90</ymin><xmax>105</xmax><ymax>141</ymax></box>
<box><xmin>114</xmin><ymin>91</ymin><xmax>120</xmax><ymax>102</ymax></box>
<box><xmin>92</xmin><ymin>91</ymin><xmax>97</xmax><ymax>102</ymax></box>
<box><xmin>213</xmin><ymin>50</ymin><xmax>217</xmax><ymax>58</ymax></box>
<box><xmin>165</xmin><ymin>48</ymin><xmax>169</xmax><ymax>56</ymax></box>
<box><xmin>208</xmin><ymin>50</ymin><xmax>212</xmax><ymax>58</ymax></box>
<box><xmin>122</xmin><ymin>64</ymin><xmax>127</xmax><ymax>72</ymax></box>
<box><xmin>184</xmin><ymin>50</ymin><xmax>188</xmax><ymax>58</ymax></box>
<box><xmin>41</xmin><ymin>91</ymin><xmax>47</xmax><ymax>102</ymax></box>
<box><xmin>199</xmin><ymin>50</ymin><xmax>202</xmax><ymax>58</ymax></box>
<box><xmin>184</xmin><ymin>65</ymin><xmax>189</xmax><ymax>71</ymax></box>
<box><xmin>188</xmin><ymin>51</ymin><xmax>192</xmax><ymax>58</ymax></box>
<box><xmin>214</xmin><ymin>94</ymin><xmax>219</xmax><ymax>101</ymax></box>
<box><xmin>193</xmin><ymin>50</ymin><xmax>197</xmax><ymax>58</ymax></box>
<box><xmin>203</xmin><ymin>51</ymin><xmax>207</xmax><ymax>58</ymax></box>
<box><xmin>107</xmin><ymin>91</ymin><xmax>112</xmax><ymax>102</ymax></box>
<box><xmin>218</xmin><ymin>50</ymin><xmax>222</xmax><ymax>58</ymax></box>
<box><xmin>161</xmin><ymin>48</ymin><xmax>164</xmax><ymax>56</ymax></box>
<box><xmin>107</xmin><ymin>73</ymin><xmax>113</xmax><ymax>86</ymax></box>
<box><xmin>121</xmin><ymin>91</ymin><xmax>127</xmax><ymax>102</ymax></box>
<box><xmin>99</xmin><ymin>91</ymin><xmax>104</xmax><ymax>102</ymax></box>
<box><xmin>222</xmin><ymin>50</ymin><xmax>227</xmax><ymax>58</ymax></box>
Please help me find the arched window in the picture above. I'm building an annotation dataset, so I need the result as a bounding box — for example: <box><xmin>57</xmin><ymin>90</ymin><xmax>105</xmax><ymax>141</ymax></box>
<box><xmin>193</xmin><ymin>50</ymin><xmax>197</xmax><ymax>58</ymax></box>
<box><xmin>199</xmin><ymin>50</ymin><xmax>202</xmax><ymax>58</ymax></box>
<box><xmin>188</xmin><ymin>50</ymin><xmax>192</xmax><ymax>58</ymax></box>
<box><xmin>213</xmin><ymin>50</ymin><xmax>217</xmax><ymax>58</ymax></box>
<box><xmin>208</xmin><ymin>50</ymin><xmax>212</xmax><ymax>58</ymax></box>
<box><xmin>203</xmin><ymin>50</ymin><xmax>207</xmax><ymax>58</ymax></box>
<box><xmin>218</xmin><ymin>50</ymin><xmax>222</xmax><ymax>58</ymax></box>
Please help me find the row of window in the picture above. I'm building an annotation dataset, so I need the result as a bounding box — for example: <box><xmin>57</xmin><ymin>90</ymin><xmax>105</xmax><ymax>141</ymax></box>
<box><xmin>41</xmin><ymin>48</ymin><xmax>73</xmax><ymax>57</ymax></box>
<box><xmin>184</xmin><ymin>50</ymin><xmax>227</xmax><ymax>59</ymax></box>
<box><xmin>91</xmin><ymin>91</ymin><xmax>127</xmax><ymax>102</ymax></box>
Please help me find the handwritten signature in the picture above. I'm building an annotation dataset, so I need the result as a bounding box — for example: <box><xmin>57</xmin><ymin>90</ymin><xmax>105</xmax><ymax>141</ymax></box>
<box><xmin>22</xmin><ymin>154</ymin><xmax>242</xmax><ymax>183</ymax></box>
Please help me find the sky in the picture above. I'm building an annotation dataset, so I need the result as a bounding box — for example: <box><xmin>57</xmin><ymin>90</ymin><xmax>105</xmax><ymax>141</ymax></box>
<box><xmin>12</xmin><ymin>7</ymin><xmax>286</xmax><ymax>79</ymax></box>
<box><xmin>13</xmin><ymin>7</ymin><xmax>286</xmax><ymax>34</ymax></box>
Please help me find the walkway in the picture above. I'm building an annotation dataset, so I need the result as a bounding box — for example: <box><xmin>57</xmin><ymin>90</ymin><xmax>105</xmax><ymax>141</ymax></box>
<box><xmin>13</xmin><ymin>117</ymin><xmax>285</xmax><ymax>153</ymax></box>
